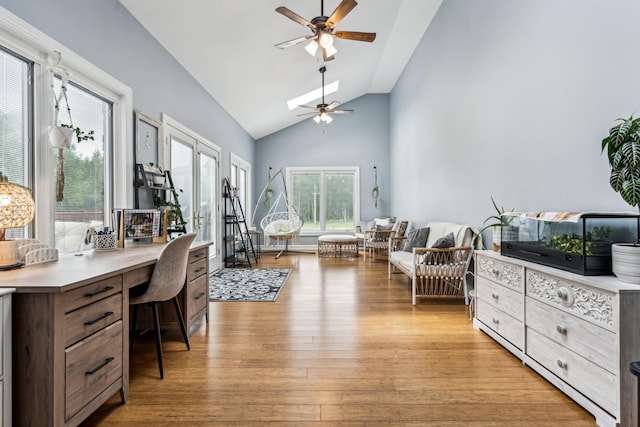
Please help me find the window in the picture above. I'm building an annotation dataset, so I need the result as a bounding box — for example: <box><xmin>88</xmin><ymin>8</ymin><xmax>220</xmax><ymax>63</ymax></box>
<box><xmin>288</xmin><ymin>167</ymin><xmax>359</xmax><ymax>233</ymax></box>
<box><xmin>230</xmin><ymin>153</ymin><xmax>250</xmax><ymax>220</ymax></box>
<box><xmin>0</xmin><ymin>47</ymin><xmax>32</xmax><ymax>240</ymax></box>
<box><xmin>54</xmin><ymin>78</ymin><xmax>112</xmax><ymax>253</ymax></box>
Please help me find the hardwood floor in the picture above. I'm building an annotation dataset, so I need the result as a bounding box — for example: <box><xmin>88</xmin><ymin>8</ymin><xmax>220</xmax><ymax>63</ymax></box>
<box><xmin>83</xmin><ymin>252</ymin><xmax>597</xmax><ymax>426</ymax></box>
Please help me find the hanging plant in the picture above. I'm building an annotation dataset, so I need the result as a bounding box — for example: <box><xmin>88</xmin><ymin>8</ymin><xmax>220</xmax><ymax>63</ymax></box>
<box><xmin>48</xmin><ymin>52</ymin><xmax>95</xmax><ymax>202</ymax></box>
<box><xmin>372</xmin><ymin>166</ymin><xmax>379</xmax><ymax>208</ymax></box>
<box><xmin>264</xmin><ymin>167</ymin><xmax>274</xmax><ymax>210</ymax></box>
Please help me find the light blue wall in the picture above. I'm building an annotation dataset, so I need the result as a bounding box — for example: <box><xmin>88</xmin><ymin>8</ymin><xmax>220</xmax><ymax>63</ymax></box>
<box><xmin>391</xmin><ymin>0</ymin><xmax>640</xmax><ymax>242</ymax></box>
<box><xmin>0</xmin><ymin>0</ymin><xmax>254</xmax><ymax>183</ymax></box>
<box><xmin>255</xmin><ymin>93</ymin><xmax>390</xmax><ymax>241</ymax></box>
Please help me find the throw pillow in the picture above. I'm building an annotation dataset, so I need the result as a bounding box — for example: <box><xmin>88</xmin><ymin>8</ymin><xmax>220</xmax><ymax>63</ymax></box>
<box><xmin>431</xmin><ymin>232</ymin><xmax>455</xmax><ymax>249</ymax></box>
<box><xmin>402</xmin><ymin>227</ymin><xmax>430</xmax><ymax>252</ymax></box>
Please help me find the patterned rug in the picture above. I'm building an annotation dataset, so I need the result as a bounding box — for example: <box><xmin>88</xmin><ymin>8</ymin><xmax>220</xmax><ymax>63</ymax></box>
<box><xmin>209</xmin><ymin>268</ymin><xmax>291</xmax><ymax>302</ymax></box>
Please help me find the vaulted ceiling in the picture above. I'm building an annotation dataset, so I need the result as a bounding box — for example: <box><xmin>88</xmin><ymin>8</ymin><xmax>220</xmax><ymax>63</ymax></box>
<box><xmin>119</xmin><ymin>0</ymin><xmax>442</xmax><ymax>139</ymax></box>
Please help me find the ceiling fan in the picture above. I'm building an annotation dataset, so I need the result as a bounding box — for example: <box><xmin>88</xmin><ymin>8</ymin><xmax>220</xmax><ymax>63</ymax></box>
<box><xmin>297</xmin><ymin>66</ymin><xmax>353</xmax><ymax>124</ymax></box>
<box><xmin>275</xmin><ymin>0</ymin><xmax>376</xmax><ymax>61</ymax></box>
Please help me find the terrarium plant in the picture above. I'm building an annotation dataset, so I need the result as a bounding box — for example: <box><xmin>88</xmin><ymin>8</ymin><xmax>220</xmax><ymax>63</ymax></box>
<box><xmin>601</xmin><ymin>115</ymin><xmax>640</xmax><ymax>283</ymax></box>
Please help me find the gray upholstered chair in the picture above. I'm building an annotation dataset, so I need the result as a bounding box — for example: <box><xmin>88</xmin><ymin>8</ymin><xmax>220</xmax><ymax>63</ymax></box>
<box><xmin>130</xmin><ymin>232</ymin><xmax>196</xmax><ymax>379</ymax></box>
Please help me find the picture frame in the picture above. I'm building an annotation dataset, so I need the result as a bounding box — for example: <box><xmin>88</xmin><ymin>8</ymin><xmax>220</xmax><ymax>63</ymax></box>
<box><xmin>134</xmin><ymin>111</ymin><xmax>163</xmax><ymax>168</ymax></box>
<box><xmin>123</xmin><ymin>209</ymin><xmax>161</xmax><ymax>240</ymax></box>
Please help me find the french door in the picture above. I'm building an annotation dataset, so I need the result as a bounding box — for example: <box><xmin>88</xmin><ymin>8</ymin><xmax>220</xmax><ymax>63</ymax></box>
<box><xmin>164</xmin><ymin>115</ymin><xmax>220</xmax><ymax>271</ymax></box>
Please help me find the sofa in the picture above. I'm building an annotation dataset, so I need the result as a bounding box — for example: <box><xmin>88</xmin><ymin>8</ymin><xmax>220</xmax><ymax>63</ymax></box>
<box><xmin>388</xmin><ymin>221</ymin><xmax>481</xmax><ymax>305</ymax></box>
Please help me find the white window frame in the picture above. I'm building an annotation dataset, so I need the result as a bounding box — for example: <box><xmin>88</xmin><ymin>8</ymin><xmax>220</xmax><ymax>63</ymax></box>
<box><xmin>0</xmin><ymin>8</ymin><xmax>133</xmax><ymax>246</ymax></box>
<box><xmin>286</xmin><ymin>166</ymin><xmax>360</xmax><ymax>236</ymax></box>
<box><xmin>230</xmin><ymin>152</ymin><xmax>251</xmax><ymax>225</ymax></box>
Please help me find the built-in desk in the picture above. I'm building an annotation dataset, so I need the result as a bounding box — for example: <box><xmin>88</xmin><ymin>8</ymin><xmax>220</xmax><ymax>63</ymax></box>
<box><xmin>0</xmin><ymin>241</ymin><xmax>210</xmax><ymax>427</ymax></box>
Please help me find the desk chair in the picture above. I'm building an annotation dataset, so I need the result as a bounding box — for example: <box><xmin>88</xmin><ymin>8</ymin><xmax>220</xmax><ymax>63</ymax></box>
<box><xmin>130</xmin><ymin>233</ymin><xmax>196</xmax><ymax>379</ymax></box>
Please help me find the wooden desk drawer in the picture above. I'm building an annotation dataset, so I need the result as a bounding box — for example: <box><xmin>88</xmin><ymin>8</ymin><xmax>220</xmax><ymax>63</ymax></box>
<box><xmin>65</xmin><ymin>293</ymin><xmax>123</xmax><ymax>347</ymax></box>
<box><xmin>189</xmin><ymin>247</ymin><xmax>207</xmax><ymax>264</ymax></box>
<box><xmin>526</xmin><ymin>270</ymin><xmax>615</xmax><ymax>330</ymax></box>
<box><xmin>526</xmin><ymin>327</ymin><xmax>616</xmax><ymax>415</ymax></box>
<box><xmin>124</xmin><ymin>265</ymin><xmax>153</xmax><ymax>288</ymax></box>
<box><xmin>476</xmin><ymin>255</ymin><xmax>524</xmax><ymax>292</ymax></box>
<box><xmin>64</xmin><ymin>276</ymin><xmax>122</xmax><ymax>313</ymax></box>
<box><xmin>526</xmin><ymin>297</ymin><xmax>616</xmax><ymax>373</ymax></box>
<box><xmin>476</xmin><ymin>276</ymin><xmax>523</xmax><ymax>319</ymax></box>
<box><xmin>476</xmin><ymin>298</ymin><xmax>523</xmax><ymax>349</ymax></box>
<box><xmin>187</xmin><ymin>258</ymin><xmax>207</xmax><ymax>282</ymax></box>
<box><xmin>65</xmin><ymin>320</ymin><xmax>123</xmax><ymax>420</ymax></box>
<box><xmin>187</xmin><ymin>275</ymin><xmax>208</xmax><ymax>322</ymax></box>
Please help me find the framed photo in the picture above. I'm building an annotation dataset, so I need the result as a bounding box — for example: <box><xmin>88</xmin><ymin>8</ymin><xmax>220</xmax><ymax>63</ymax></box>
<box><xmin>135</xmin><ymin>111</ymin><xmax>163</xmax><ymax>168</ymax></box>
<box><xmin>123</xmin><ymin>209</ymin><xmax>161</xmax><ymax>239</ymax></box>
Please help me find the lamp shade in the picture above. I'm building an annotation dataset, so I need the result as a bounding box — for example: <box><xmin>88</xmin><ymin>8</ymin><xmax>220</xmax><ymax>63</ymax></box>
<box><xmin>0</xmin><ymin>172</ymin><xmax>35</xmax><ymax>237</ymax></box>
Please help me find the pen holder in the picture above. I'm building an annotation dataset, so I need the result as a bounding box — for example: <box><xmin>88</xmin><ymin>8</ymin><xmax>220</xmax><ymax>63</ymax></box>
<box><xmin>92</xmin><ymin>232</ymin><xmax>116</xmax><ymax>251</ymax></box>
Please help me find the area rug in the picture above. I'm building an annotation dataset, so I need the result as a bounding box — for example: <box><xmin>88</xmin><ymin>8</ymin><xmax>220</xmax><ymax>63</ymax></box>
<box><xmin>209</xmin><ymin>268</ymin><xmax>291</xmax><ymax>302</ymax></box>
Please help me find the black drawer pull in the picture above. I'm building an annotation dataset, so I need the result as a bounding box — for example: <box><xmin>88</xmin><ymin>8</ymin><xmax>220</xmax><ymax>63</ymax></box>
<box><xmin>85</xmin><ymin>356</ymin><xmax>115</xmax><ymax>375</ymax></box>
<box><xmin>195</xmin><ymin>267</ymin><xmax>206</xmax><ymax>273</ymax></box>
<box><xmin>84</xmin><ymin>286</ymin><xmax>115</xmax><ymax>298</ymax></box>
<box><xmin>194</xmin><ymin>292</ymin><xmax>206</xmax><ymax>300</ymax></box>
<box><xmin>84</xmin><ymin>311</ymin><xmax>114</xmax><ymax>326</ymax></box>
<box><xmin>193</xmin><ymin>252</ymin><xmax>205</xmax><ymax>259</ymax></box>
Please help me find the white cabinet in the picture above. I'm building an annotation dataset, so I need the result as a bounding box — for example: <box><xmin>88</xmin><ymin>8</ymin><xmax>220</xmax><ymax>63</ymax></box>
<box><xmin>474</xmin><ymin>251</ymin><xmax>640</xmax><ymax>427</ymax></box>
<box><xmin>0</xmin><ymin>289</ymin><xmax>14</xmax><ymax>427</ymax></box>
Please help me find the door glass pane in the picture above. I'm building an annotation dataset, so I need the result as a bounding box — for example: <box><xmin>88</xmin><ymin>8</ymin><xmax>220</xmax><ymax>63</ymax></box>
<box><xmin>291</xmin><ymin>173</ymin><xmax>321</xmax><ymax>231</ymax></box>
<box><xmin>325</xmin><ymin>173</ymin><xmax>354</xmax><ymax>230</ymax></box>
<box><xmin>239</xmin><ymin>167</ymin><xmax>247</xmax><ymax>216</ymax></box>
<box><xmin>198</xmin><ymin>151</ymin><xmax>216</xmax><ymax>253</ymax></box>
<box><xmin>170</xmin><ymin>137</ymin><xmax>193</xmax><ymax>232</ymax></box>
<box><xmin>0</xmin><ymin>48</ymin><xmax>30</xmax><ymax>240</ymax></box>
<box><xmin>54</xmin><ymin>78</ymin><xmax>111</xmax><ymax>253</ymax></box>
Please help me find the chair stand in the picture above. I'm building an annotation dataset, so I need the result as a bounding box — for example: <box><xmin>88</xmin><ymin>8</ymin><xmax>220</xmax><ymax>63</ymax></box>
<box><xmin>130</xmin><ymin>296</ymin><xmax>191</xmax><ymax>379</ymax></box>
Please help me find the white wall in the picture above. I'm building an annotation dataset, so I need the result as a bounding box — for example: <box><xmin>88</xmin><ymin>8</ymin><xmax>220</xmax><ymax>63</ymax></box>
<box><xmin>391</xmin><ymin>0</ymin><xmax>640</xmax><ymax>237</ymax></box>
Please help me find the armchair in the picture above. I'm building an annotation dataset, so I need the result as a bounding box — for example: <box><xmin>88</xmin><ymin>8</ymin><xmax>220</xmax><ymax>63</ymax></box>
<box><xmin>363</xmin><ymin>220</ymin><xmax>408</xmax><ymax>260</ymax></box>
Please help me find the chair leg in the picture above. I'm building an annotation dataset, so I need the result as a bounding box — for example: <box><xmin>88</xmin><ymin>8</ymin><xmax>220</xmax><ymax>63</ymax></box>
<box><xmin>173</xmin><ymin>296</ymin><xmax>191</xmax><ymax>351</ymax></box>
<box><xmin>150</xmin><ymin>302</ymin><xmax>164</xmax><ymax>379</ymax></box>
<box><xmin>130</xmin><ymin>304</ymin><xmax>138</xmax><ymax>353</ymax></box>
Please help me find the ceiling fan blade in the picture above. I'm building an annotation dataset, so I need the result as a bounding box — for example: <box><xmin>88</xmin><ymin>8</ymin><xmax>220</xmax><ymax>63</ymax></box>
<box><xmin>297</xmin><ymin>104</ymin><xmax>317</xmax><ymax>109</ymax></box>
<box><xmin>326</xmin><ymin>101</ymin><xmax>340</xmax><ymax>110</ymax></box>
<box><xmin>276</xmin><ymin>7</ymin><xmax>316</xmax><ymax>30</ymax></box>
<box><xmin>275</xmin><ymin>35</ymin><xmax>312</xmax><ymax>49</ymax></box>
<box><xmin>333</xmin><ymin>31</ymin><xmax>376</xmax><ymax>42</ymax></box>
<box><xmin>326</xmin><ymin>0</ymin><xmax>358</xmax><ymax>29</ymax></box>
<box><xmin>331</xmin><ymin>109</ymin><xmax>354</xmax><ymax>114</ymax></box>
<box><xmin>297</xmin><ymin>112</ymin><xmax>319</xmax><ymax>117</ymax></box>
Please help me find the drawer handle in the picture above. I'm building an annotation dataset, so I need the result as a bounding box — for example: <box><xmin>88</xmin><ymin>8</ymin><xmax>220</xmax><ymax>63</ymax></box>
<box><xmin>85</xmin><ymin>356</ymin><xmax>115</xmax><ymax>375</ymax></box>
<box><xmin>556</xmin><ymin>359</ymin><xmax>567</xmax><ymax>369</ymax></box>
<box><xmin>556</xmin><ymin>289</ymin><xmax>569</xmax><ymax>300</ymax></box>
<box><xmin>556</xmin><ymin>325</ymin><xmax>567</xmax><ymax>334</ymax></box>
<box><xmin>491</xmin><ymin>268</ymin><xmax>500</xmax><ymax>276</ymax></box>
<box><xmin>193</xmin><ymin>252</ymin><xmax>205</xmax><ymax>259</ymax></box>
<box><xmin>84</xmin><ymin>286</ymin><xmax>115</xmax><ymax>298</ymax></box>
<box><xmin>84</xmin><ymin>311</ymin><xmax>114</xmax><ymax>326</ymax></box>
<box><xmin>491</xmin><ymin>292</ymin><xmax>499</xmax><ymax>300</ymax></box>
<box><xmin>492</xmin><ymin>317</ymin><xmax>499</xmax><ymax>324</ymax></box>
<box><xmin>194</xmin><ymin>292</ymin><xmax>206</xmax><ymax>300</ymax></box>
<box><xmin>195</xmin><ymin>267</ymin><xmax>206</xmax><ymax>273</ymax></box>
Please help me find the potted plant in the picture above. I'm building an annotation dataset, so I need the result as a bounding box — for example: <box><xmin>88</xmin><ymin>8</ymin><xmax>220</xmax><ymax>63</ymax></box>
<box><xmin>147</xmin><ymin>162</ymin><xmax>165</xmax><ymax>186</ymax></box>
<box><xmin>152</xmin><ymin>187</ymin><xmax>187</xmax><ymax>238</ymax></box>
<box><xmin>480</xmin><ymin>196</ymin><xmax>516</xmax><ymax>251</ymax></box>
<box><xmin>601</xmin><ymin>115</ymin><xmax>640</xmax><ymax>283</ymax></box>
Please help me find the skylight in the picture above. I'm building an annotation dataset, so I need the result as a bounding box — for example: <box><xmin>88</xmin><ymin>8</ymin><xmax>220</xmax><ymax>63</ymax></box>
<box><xmin>286</xmin><ymin>80</ymin><xmax>340</xmax><ymax>110</ymax></box>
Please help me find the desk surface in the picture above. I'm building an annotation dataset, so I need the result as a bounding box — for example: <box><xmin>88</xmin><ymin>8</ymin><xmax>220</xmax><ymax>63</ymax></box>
<box><xmin>0</xmin><ymin>240</ymin><xmax>211</xmax><ymax>293</ymax></box>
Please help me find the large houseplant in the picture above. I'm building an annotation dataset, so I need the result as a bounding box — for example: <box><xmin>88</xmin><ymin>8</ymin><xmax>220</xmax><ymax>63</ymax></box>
<box><xmin>601</xmin><ymin>115</ymin><xmax>640</xmax><ymax>283</ymax></box>
<box><xmin>480</xmin><ymin>196</ymin><xmax>515</xmax><ymax>251</ymax></box>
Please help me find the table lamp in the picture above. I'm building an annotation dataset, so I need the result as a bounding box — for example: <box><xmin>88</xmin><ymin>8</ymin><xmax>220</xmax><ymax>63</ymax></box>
<box><xmin>0</xmin><ymin>172</ymin><xmax>35</xmax><ymax>268</ymax></box>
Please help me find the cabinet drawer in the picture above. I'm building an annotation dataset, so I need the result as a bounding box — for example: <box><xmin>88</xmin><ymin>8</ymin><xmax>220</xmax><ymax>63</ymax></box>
<box><xmin>65</xmin><ymin>320</ymin><xmax>123</xmax><ymax>420</ymax></box>
<box><xmin>476</xmin><ymin>276</ymin><xmax>523</xmax><ymax>319</ymax></box>
<box><xmin>526</xmin><ymin>297</ymin><xmax>616</xmax><ymax>373</ymax></box>
<box><xmin>526</xmin><ymin>270</ymin><xmax>615</xmax><ymax>330</ymax></box>
<box><xmin>65</xmin><ymin>293</ymin><xmax>123</xmax><ymax>347</ymax></box>
<box><xmin>476</xmin><ymin>255</ymin><xmax>524</xmax><ymax>292</ymax></box>
<box><xmin>526</xmin><ymin>327</ymin><xmax>616</xmax><ymax>415</ymax></box>
<box><xmin>476</xmin><ymin>299</ymin><xmax>523</xmax><ymax>349</ymax></box>
<box><xmin>189</xmin><ymin>247</ymin><xmax>207</xmax><ymax>264</ymax></box>
<box><xmin>187</xmin><ymin>258</ymin><xmax>207</xmax><ymax>282</ymax></box>
<box><xmin>187</xmin><ymin>275</ymin><xmax>208</xmax><ymax>322</ymax></box>
<box><xmin>64</xmin><ymin>276</ymin><xmax>122</xmax><ymax>313</ymax></box>
<box><xmin>124</xmin><ymin>265</ymin><xmax>153</xmax><ymax>288</ymax></box>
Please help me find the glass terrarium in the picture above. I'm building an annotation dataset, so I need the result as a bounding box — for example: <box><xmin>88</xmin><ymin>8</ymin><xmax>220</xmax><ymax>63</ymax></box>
<box><xmin>500</xmin><ymin>212</ymin><xmax>640</xmax><ymax>275</ymax></box>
